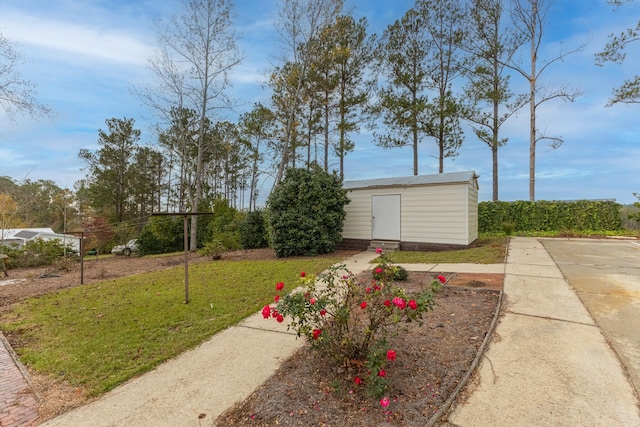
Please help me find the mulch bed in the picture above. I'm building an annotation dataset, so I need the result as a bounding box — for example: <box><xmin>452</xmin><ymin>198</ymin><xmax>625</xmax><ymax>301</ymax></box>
<box><xmin>215</xmin><ymin>271</ymin><xmax>503</xmax><ymax>426</ymax></box>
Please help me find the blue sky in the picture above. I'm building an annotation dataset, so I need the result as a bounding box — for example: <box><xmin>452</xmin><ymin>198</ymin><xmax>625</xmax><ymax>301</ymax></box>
<box><xmin>0</xmin><ymin>0</ymin><xmax>639</xmax><ymax>204</ymax></box>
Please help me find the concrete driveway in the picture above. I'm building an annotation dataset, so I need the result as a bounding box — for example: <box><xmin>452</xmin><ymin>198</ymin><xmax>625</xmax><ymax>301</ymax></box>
<box><xmin>542</xmin><ymin>238</ymin><xmax>640</xmax><ymax>395</ymax></box>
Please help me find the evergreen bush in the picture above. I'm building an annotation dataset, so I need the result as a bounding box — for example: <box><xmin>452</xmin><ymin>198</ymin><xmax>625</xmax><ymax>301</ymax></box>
<box><xmin>267</xmin><ymin>166</ymin><xmax>349</xmax><ymax>258</ymax></box>
<box><xmin>239</xmin><ymin>209</ymin><xmax>269</xmax><ymax>249</ymax></box>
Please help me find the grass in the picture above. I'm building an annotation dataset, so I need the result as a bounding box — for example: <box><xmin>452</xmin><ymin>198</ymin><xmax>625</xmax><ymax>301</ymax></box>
<box><xmin>0</xmin><ymin>257</ymin><xmax>340</xmax><ymax>396</ymax></box>
<box><xmin>384</xmin><ymin>236</ymin><xmax>508</xmax><ymax>264</ymax></box>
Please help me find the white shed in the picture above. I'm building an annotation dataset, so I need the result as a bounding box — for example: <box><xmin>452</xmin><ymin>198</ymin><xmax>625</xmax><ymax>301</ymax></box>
<box><xmin>340</xmin><ymin>171</ymin><xmax>479</xmax><ymax>251</ymax></box>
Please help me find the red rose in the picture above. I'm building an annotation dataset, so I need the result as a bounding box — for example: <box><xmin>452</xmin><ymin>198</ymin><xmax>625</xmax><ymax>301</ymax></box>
<box><xmin>354</xmin><ymin>376</ymin><xmax>362</xmax><ymax>385</ymax></box>
<box><xmin>261</xmin><ymin>305</ymin><xmax>271</xmax><ymax>319</ymax></box>
<box><xmin>376</xmin><ymin>247</ymin><xmax>382</xmax><ymax>254</ymax></box>
<box><xmin>319</xmin><ymin>309</ymin><xmax>327</xmax><ymax>316</ymax></box>
<box><xmin>408</xmin><ymin>299</ymin><xmax>417</xmax><ymax>310</ymax></box>
<box><xmin>384</xmin><ymin>299</ymin><xmax>391</xmax><ymax>307</ymax></box>
<box><xmin>374</xmin><ymin>285</ymin><xmax>381</xmax><ymax>291</ymax></box>
<box><xmin>312</xmin><ymin>329</ymin><xmax>322</xmax><ymax>340</ymax></box>
<box><xmin>276</xmin><ymin>282</ymin><xmax>284</xmax><ymax>291</ymax></box>
<box><xmin>375</xmin><ymin>267</ymin><xmax>383</xmax><ymax>274</ymax></box>
<box><xmin>437</xmin><ymin>275</ymin><xmax>446</xmax><ymax>284</ymax></box>
<box><xmin>366</xmin><ymin>287</ymin><xmax>372</xmax><ymax>293</ymax></box>
<box><xmin>271</xmin><ymin>309</ymin><xmax>279</xmax><ymax>318</ymax></box>
<box><xmin>274</xmin><ymin>295</ymin><xmax>280</xmax><ymax>303</ymax></box>
<box><xmin>386</xmin><ymin>350</ymin><xmax>396</xmax><ymax>361</ymax></box>
<box><xmin>301</xmin><ymin>271</ymin><xmax>306</xmax><ymax>277</ymax></box>
<box><xmin>309</xmin><ymin>298</ymin><xmax>316</xmax><ymax>305</ymax></box>
<box><xmin>276</xmin><ymin>314</ymin><xmax>284</xmax><ymax>323</ymax></box>
<box><xmin>377</xmin><ymin>369</ymin><xmax>386</xmax><ymax>377</ymax></box>
<box><xmin>360</xmin><ymin>301</ymin><xmax>367</xmax><ymax>309</ymax></box>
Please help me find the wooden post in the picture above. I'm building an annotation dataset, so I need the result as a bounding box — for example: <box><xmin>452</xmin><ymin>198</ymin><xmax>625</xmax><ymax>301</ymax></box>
<box><xmin>80</xmin><ymin>231</ymin><xmax>84</xmax><ymax>285</ymax></box>
<box><xmin>183</xmin><ymin>214</ymin><xmax>189</xmax><ymax>304</ymax></box>
<box><xmin>0</xmin><ymin>254</ymin><xmax>8</xmax><ymax>277</ymax></box>
<box><xmin>151</xmin><ymin>211</ymin><xmax>214</xmax><ymax>304</ymax></box>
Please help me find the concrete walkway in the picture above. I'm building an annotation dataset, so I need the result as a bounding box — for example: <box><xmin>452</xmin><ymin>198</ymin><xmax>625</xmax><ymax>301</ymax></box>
<box><xmin>2</xmin><ymin>238</ymin><xmax>640</xmax><ymax>426</ymax></box>
<box><xmin>444</xmin><ymin>237</ymin><xmax>640</xmax><ymax>426</ymax></box>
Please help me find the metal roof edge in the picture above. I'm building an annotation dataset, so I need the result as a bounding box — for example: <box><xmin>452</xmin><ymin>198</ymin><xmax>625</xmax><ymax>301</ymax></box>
<box><xmin>343</xmin><ymin>171</ymin><xmax>477</xmax><ymax>190</ymax></box>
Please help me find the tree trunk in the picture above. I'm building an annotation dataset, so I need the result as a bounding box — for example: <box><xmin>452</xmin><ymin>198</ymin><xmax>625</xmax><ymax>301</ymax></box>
<box><xmin>529</xmin><ymin>1</ymin><xmax>538</xmax><ymax>202</ymax></box>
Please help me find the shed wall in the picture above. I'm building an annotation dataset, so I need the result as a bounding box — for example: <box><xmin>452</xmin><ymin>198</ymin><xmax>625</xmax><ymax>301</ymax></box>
<box><xmin>342</xmin><ymin>181</ymin><xmax>477</xmax><ymax>246</ymax></box>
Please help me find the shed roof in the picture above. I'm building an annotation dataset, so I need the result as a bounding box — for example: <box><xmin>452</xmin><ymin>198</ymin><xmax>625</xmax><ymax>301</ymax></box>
<box><xmin>343</xmin><ymin>171</ymin><xmax>478</xmax><ymax>190</ymax></box>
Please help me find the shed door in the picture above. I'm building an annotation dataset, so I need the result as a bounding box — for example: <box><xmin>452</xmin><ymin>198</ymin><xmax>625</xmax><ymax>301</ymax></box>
<box><xmin>371</xmin><ymin>195</ymin><xmax>400</xmax><ymax>240</ymax></box>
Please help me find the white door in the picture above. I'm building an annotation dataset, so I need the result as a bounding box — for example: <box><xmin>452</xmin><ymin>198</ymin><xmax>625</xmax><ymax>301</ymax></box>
<box><xmin>371</xmin><ymin>195</ymin><xmax>400</xmax><ymax>240</ymax></box>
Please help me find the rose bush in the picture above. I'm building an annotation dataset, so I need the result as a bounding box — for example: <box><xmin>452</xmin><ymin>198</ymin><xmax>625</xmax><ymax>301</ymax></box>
<box><xmin>263</xmin><ymin>250</ymin><xmax>445</xmax><ymax>400</ymax></box>
<box><xmin>372</xmin><ymin>247</ymin><xmax>408</xmax><ymax>282</ymax></box>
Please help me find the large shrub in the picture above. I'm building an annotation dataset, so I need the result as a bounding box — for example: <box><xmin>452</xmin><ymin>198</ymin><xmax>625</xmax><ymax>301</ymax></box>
<box><xmin>137</xmin><ymin>215</ymin><xmax>184</xmax><ymax>255</ymax></box>
<box><xmin>207</xmin><ymin>198</ymin><xmax>242</xmax><ymax>251</ymax></box>
<box><xmin>267</xmin><ymin>166</ymin><xmax>349</xmax><ymax>257</ymax></box>
<box><xmin>239</xmin><ymin>209</ymin><xmax>269</xmax><ymax>249</ymax></box>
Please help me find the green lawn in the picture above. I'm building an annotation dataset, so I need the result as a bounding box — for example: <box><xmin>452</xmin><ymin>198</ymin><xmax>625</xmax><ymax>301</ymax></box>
<box><xmin>0</xmin><ymin>257</ymin><xmax>340</xmax><ymax>396</ymax></box>
<box><xmin>384</xmin><ymin>236</ymin><xmax>508</xmax><ymax>264</ymax></box>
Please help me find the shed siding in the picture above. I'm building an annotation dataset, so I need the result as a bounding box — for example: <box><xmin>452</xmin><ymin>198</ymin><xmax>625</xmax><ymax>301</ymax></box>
<box><xmin>342</xmin><ymin>171</ymin><xmax>478</xmax><ymax>247</ymax></box>
<box><xmin>343</xmin><ymin>182</ymin><xmax>474</xmax><ymax>245</ymax></box>
<box><xmin>342</xmin><ymin>190</ymin><xmax>373</xmax><ymax>240</ymax></box>
<box><xmin>467</xmin><ymin>182</ymin><xmax>479</xmax><ymax>243</ymax></box>
<box><xmin>401</xmin><ymin>184</ymin><xmax>469</xmax><ymax>245</ymax></box>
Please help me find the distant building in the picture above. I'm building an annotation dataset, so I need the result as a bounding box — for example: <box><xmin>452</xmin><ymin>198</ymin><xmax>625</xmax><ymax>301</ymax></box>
<box><xmin>0</xmin><ymin>228</ymin><xmax>80</xmax><ymax>252</ymax></box>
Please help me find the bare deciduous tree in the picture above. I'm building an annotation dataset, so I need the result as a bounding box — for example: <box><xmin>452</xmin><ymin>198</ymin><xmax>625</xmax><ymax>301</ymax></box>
<box><xmin>508</xmin><ymin>0</ymin><xmax>583</xmax><ymax>201</ymax></box>
<box><xmin>146</xmin><ymin>0</ymin><xmax>241</xmax><ymax>250</ymax></box>
<box><xmin>0</xmin><ymin>32</ymin><xmax>51</xmax><ymax>122</ymax></box>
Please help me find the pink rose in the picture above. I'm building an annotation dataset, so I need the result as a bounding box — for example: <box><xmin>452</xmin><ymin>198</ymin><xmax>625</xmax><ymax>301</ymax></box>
<box><xmin>309</xmin><ymin>298</ymin><xmax>316</xmax><ymax>305</ymax></box>
<box><xmin>392</xmin><ymin>297</ymin><xmax>406</xmax><ymax>309</ymax></box>
<box><xmin>375</xmin><ymin>267</ymin><xmax>383</xmax><ymax>274</ymax></box>
<box><xmin>376</xmin><ymin>247</ymin><xmax>382</xmax><ymax>254</ymax></box>
<box><xmin>380</xmin><ymin>397</ymin><xmax>390</xmax><ymax>407</ymax></box>
<box><xmin>386</xmin><ymin>350</ymin><xmax>397</xmax><ymax>361</ymax></box>
<box><xmin>408</xmin><ymin>299</ymin><xmax>417</xmax><ymax>310</ymax></box>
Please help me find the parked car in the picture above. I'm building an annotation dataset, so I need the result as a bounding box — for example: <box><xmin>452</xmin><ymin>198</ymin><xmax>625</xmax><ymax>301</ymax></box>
<box><xmin>111</xmin><ymin>239</ymin><xmax>139</xmax><ymax>256</ymax></box>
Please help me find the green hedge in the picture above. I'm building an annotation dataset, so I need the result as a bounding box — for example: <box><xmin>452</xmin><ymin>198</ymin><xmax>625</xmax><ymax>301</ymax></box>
<box><xmin>479</xmin><ymin>200</ymin><xmax>623</xmax><ymax>233</ymax></box>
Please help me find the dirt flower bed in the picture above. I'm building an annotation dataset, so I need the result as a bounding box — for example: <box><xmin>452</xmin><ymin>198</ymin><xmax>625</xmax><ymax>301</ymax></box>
<box><xmin>215</xmin><ymin>271</ymin><xmax>502</xmax><ymax>427</ymax></box>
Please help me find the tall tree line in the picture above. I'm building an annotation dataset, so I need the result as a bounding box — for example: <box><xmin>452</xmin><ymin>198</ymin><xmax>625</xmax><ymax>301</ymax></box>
<box><xmin>74</xmin><ymin>0</ymin><xmax>589</xmax><ymax>235</ymax></box>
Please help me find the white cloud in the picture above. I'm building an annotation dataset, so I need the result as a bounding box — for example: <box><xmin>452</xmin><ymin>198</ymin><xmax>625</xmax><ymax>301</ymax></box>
<box><xmin>2</xmin><ymin>11</ymin><xmax>154</xmax><ymax>67</ymax></box>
